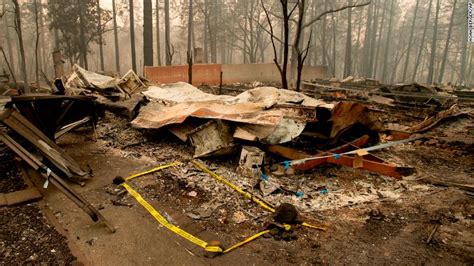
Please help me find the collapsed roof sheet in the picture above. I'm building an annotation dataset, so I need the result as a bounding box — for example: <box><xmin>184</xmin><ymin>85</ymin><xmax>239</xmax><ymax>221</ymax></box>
<box><xmin>143</xmin><ymin>82</ymin><xmax>331</xmax><ymax>108</ymax></box>
<box><xmin>132</xmin><ymin>83</ymin><xmax>332</xmax><ymax>129</ymax></box>
<box><xmin>143</xmin><ymin>82</ymin><xmax>231</xmax><ymax>103</ymax></box>
<box><xmin>66</xmin><ymin>64</ymin><xmax>117</xmax><ymax>90</ymax></box>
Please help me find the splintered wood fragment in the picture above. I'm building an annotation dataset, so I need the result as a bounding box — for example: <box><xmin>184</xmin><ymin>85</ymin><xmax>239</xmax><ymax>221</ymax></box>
<box><xmin>422</xmin><ymin>177</ymin><xmax>474</xmax><ymax>192</ymax></box>
<box><xmin>426</xmin><ymin>224</ymin><xmax>439</xmax><ymax>244</ymax></box>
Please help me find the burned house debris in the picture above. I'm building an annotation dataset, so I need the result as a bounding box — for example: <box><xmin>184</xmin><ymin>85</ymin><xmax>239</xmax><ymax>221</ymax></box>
<box><xmin>2</xmin><ymin>60</ymin><xmax>472</xmax><ymax>264</ymax></box>
<box><xmin>1</xmin><ymin>0</ymin><xmax>473</xmax><ymax>263</ymax></box>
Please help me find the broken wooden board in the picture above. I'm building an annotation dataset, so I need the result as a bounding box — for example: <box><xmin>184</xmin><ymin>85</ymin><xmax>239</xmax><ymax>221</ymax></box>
<box><xmin>118</xmin><ymin>70</ymin><xmax>146</xmax><ymax>95</ymax></box>
<box><xmin>188</xmin><ymin>120</ymin><xmax>237</xmax><ymax>158</ymax></box>
<box><xmin>0</xmin><ymin>187</ymin><xmax>42</xmax><ymax>206</ymax></box>
<box><xmin>410</xmin><ymin>105</ymin><xmax>468</xmax><ymax>133</ymax></box>
<box><xmin>0</xmin><ymin>132</ymin><xmax>114</xmax><ymax>232</ymax></box>
<box><xmin>238</xmin><ymin>146</ymin><xmax>265</xmax><ymax>178</ymax></box>
<box><xmin>330</xmin><ymin>102</ymin><xmax>382</xmax><ymax>140</ymax></box>
<box><xmin>65</xmin><ymin>64</ymin><xmax>145</xmax><ymax>101</ymax></box>
<box><xmin>0</xmin><ymin>108</ymin><xmax>89</xmax><ymax>182</ymax></box>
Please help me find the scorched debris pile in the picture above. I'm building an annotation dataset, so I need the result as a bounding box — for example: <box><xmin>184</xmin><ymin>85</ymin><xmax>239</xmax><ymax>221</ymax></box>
<box><xmin>0</xmin><ymin>67</ymin><xmax>472</xmax><ymax>261</ymax></box>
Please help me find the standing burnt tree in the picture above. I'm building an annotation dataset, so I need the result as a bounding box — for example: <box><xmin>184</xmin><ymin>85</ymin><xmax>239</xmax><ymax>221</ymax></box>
<box><xmin>128</xmin><ymin>0</ymin><xmax>137</xmax><ymax>71</ymax></box>
<box><xmin>143</xmin><ymin>0</ymin><xmax>153</xmax><ymax>66</ymax></box>
<box><xmin>112</xmin><ymin>0</ymin><xmax>120</xmax><ymax>72</ymax></box>
<box><xmin>96</xmin><ymin>0</ymin><xmax>105</xmax><ymax>71</ymax></box>
<box><xmin>12</xmin><ymin>0</ymin><xmax>29</xmax><ymax>92</ymax></box>
<box><xmin>261</xmin><ymin>0</ymin><xmax>370</xmax><ymax>90</ymax></box>
<box><xmin>48</xmin><ymin>0</ymin><xmax>111</xmax><ymax>68</ymax></box>
<box><xmin>164</xmin><ymin>0</ymin><xmax>172</xmax><ymax>65</ymax></box>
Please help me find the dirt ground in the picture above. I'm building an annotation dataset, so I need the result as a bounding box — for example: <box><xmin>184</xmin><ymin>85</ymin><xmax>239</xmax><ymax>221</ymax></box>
<box><xmin>0</xmin><ymin>203</ymin><xmax>77</xmax><ymax>264</ymax></box>
<box><xmin>1</xmin><ymin>108</ymin><xmax>473</xmax><ymax>265</ymax></box>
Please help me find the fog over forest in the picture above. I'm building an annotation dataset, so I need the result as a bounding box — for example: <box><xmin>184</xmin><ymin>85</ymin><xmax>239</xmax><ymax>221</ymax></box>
<box><xmin>0</xmin><ymin>0</ymin><xmax>472</xmax><ymax>88</ymax></box>
<box><xmin>1</xmin><ymin>2</ymin><xmax>474</xmax><ymax>264</ymax></box>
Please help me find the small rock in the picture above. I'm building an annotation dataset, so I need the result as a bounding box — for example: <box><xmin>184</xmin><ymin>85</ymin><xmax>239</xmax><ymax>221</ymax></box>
<box><xmin>27</xmin><ymin>254</ymin><xmax>38</xmax><ymax>262</ymax></box>
<box><xmin>197</xmin><ymin>208</ymin><xmax>212</xmax><ymax>219</ymax></box>
<box><xmin>86</xmin><ymin>237</ymin><xmax>98</xmax><ymax>246</ymax></box>
<box><xmin>186</xmin><ymin>213</ymin><xmax>201</xmax><ymax>220</ymax></box>
<box><xmin>232</xmin><ymin>211</ymin><xmax>247</xmax><ymax>224</ymax></box>
<box><xmin>187</xmin><ymin>191</ymin><xmax>198</xmax><ymax>197</ymax></box>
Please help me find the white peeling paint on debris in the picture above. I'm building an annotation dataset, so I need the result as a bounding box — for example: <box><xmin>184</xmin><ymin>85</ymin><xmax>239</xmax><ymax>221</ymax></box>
<box><xmin>132</xmin><ymin>83</ymin><xmax>332</xmax><ymax>146</ymax></box>
<box><xmin>66</xmin><ymin>64</ymin><xmax>117</xmax><ymax>89</ymax></box>
<box><xmin>143</xmin><ymin>82</ymin><xmax>231</xmax><ymax>104</ymax></box>
<box><xmin>261</xmin><ymin>118</ymin><xmax>307</xmax><ymax>144</ymax></box>
<box><xmin>64</xmin><ymin>64</ymin><xmax>145</xmax><ymax>100</ymax></box>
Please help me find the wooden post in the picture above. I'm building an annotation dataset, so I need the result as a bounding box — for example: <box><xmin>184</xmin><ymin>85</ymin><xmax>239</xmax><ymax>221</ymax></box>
<box><xmin>219</xmin><ymin>71</ymin><xmax>223</xmax><ymax>95</ymax></box>
<box><xmin>187</xmin><ymin>51</ymin><xmax>193</xmax><ymax>84</ymax></box>
<box><xmin>52</xmin><ymin>50</ymin><xmax>65</xmax><ymax>78</ymax></box>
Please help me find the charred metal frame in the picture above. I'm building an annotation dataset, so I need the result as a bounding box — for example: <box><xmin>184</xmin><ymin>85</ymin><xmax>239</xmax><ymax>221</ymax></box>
<box><xmin>267</xmin><ymin>135</ymin><xmax>415</xmax><ymax>179</ymax></box>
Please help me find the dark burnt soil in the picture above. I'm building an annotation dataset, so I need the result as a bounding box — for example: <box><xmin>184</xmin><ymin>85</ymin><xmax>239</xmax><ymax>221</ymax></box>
<box><xmin>0</xmin><ymin>204</ymin><xmax>76</xmax><ymax>264</ymax></box>
<box><xmin>117</xmin><ymin>170</ymin><xmax>474</xmax><ymax>265</ymax></box>
<box><xmin>94</xmin><ymin>111</ymin><xmax>473</xmax><ymax>265</ymax></box>
<box><xmin>0</xmin><ymin>152</ymin><xmax>26</xmax><ymax>193</ymax></box>
<box><xmin>309</xmin><ymin>189</ymin><xmax>474</xmax><ymax>265</ymax></box>
<box><xmin>3</xmin><ymin>109</ymin><xmax>468</xmax><ymax>265</ymax></box>
<box><xmin>0</xmin><ymin>151</ymin><xmax>76</xmax><ymax>264</ymax></box>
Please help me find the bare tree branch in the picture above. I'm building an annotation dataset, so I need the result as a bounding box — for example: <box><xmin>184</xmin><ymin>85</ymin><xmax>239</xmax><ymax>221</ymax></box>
<box><xmin>252</xmin><ymin>17</ymin><xmax>284</xmax><ymax>45</ymax></box>
<box><xmin>287</xmin><ymin>1</ymin><xmax>299</xmax><ymax>17</ymax></box>
<box><xmin>0</xmin><ymin>47</ymin><xmax>17</xmax><ymax>85</ymax></box>
<box><xmin>303</xmin><ymin>1</ymin><xmax>371</xmax><ymax>29</ymax></box>
<box><xmin>261</xmin><ymin>0</ymin><xmax>283</xmax><ymax>75</ymax></box>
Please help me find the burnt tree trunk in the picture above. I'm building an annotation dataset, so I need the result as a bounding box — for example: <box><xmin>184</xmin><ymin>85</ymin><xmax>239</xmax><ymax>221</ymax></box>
<box><xmin>164</xmin><ymin>0</ymin><xmax>172</xmax><ymax>65</ymax></box>
<box><xmin>381</xmin><ymin>0</ymin><xmax>394</xmax><ymax>83</ymax></box>
<box><xmin>373</xmin><ymin>0</ymin><xmax>387</xmax><ymax>79</ymax></box>
<box><xmin>3</xmin><ymin>0</ymin><xmax>16</xmax><ymax>77</ymax></box>
<box><xmin>203</xmin><ymin>0</ymin><xmax>209</xmax><ymax>63</ymax></box>
<box><xmin>34</xmin><ymin>0</ymin><xmax>40</xmax><ymax>86</ymax></box>
<box><xmin>331</xmin><ymin>11</ymin><xmax>337</xmax><ymax>77</ymax></box>
<box><xmin>412</xmin><ymin>0</ymin><xmax>432</xmax><ymax>81</ymax></box>
<box><xmin>187</xmin><ymin>0</ymin><xmax>193</xmax><ymax>83</ymax></box>
<box><xmin>112</xmin><ymin>0</ymin><xmax>120</xmax><ymax>72</ymax></box>
<box><xmin>144</xmin><ymin>0</ymin><xmax>154</xmax><ymax>66</ymax></box>
<box><xmin>437</xmin><ymin>0</ymin><xmax>457</xmax><ymax>83</ymax></box>
<box><xmin>97</xmin><ymin>0</ymin><xmax>105</xmax><ymax>71</ymax></box>
<box><xmin>38</xmin><ymin>0</ymin><xmax>47</xmax><ymax>75</ymax></box>
<box><xmin>321</xmin><ymin>0</ymin><xmax>328</xmax><ymax>67</ymax></box>
<box><xmin>129</xmin><ymin>0</ymin><xmax>137</xmax><ymax>71</ymax></box>
<box><xmin>12</xmin><ymin>0</ymin><xmax>29</xmax><ymax>93</ymax></box>
<box><xmin>361</xmin><ymin>1</ymin><xmax>373</xmax><ymax>77</ymax></box>
<box><xmin>426</xmin><ymin>0</ymin><xmax>440</xmax><ymax>84</ymax></box>
<box><xmin>401</xmin><ymin>0</ymin><xmax>419</xmax><ymax>82</ymax></box>
<box><xmin>367</xmin><ymin>0</ymin><xmax>380</xmax><ymax>77</ymax></box>
<box><xmin>343</xmin><ymin>0</ymin><xmax>353</xmax><ymax>78</ymax></box>
<box><xmin>155</xmin><ymin>0</ymin><xmax>162</xmax><ymax>65</ymax></box>
<box><xmin>78</xmin><ymin>0</ymin><xmax>88</xmax><ymax>69</ymax></box>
